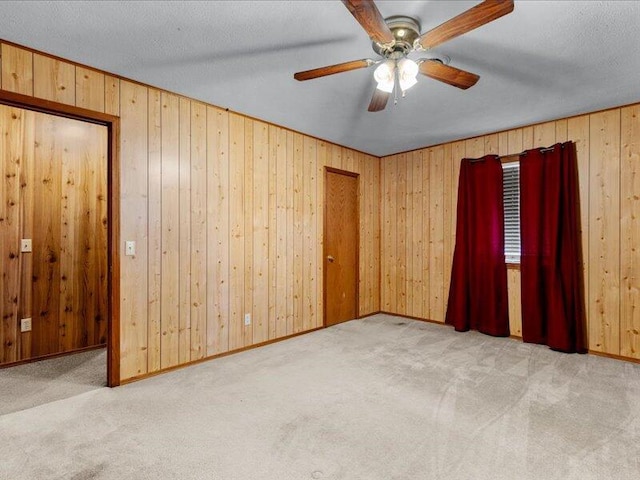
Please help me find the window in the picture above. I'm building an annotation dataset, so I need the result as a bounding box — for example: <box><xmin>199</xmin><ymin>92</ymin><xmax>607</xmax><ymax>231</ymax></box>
<box><xmin>502</xmin><ymin>161</ymin><xmax>520</xmax><ymax>263</ymax></box>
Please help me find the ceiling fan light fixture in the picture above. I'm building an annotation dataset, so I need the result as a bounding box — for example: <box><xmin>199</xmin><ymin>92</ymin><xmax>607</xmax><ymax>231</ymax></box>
<box><xmin>397</xmin><ymin>57</ymin><xmax>418</xmax><ymax>92</ymax></box>
<box><xmin>374</xmin><ymin>60</ymin><xmax>395</xmax><ymax>93</ymax></box>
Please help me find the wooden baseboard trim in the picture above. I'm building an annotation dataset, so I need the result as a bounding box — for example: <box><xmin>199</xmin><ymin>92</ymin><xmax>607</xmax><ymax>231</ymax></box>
<box><xmin>588</xmin><ymin>349</ymin><xmax>640</xmax><ymax>364</ymax></box>
<box><xmin>0</xmin><ymin>344</ymin><xmax>107</xmax><ymax>370</ymax></box>
<box><xmin>377</xmin><ymin>311</ymin><xmax>640</xmax><ymax>366</ymax></box>
<box><xmin>379</xmin><ymin>311</ymin><xmax>448</xmax><ymax>327</ymax></box>
<box><xmin>120</xmin><ymin>326</ymin><xmax>324</xmax><ymax>385</ymax></box>
<box><xmin>357</xmin><ymin>311</ymin><xmax>383</xmax><ymax>320</ymax></box>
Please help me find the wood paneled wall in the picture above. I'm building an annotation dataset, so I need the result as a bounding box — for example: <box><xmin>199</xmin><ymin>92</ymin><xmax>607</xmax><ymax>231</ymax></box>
<box><xmin>381</xmin><ymin>106</ymin><xmax>640</xmax><ymax>360</ymax></box>
<box><xmin>1</xmin><ymin>105</ymin><xmax>108</xmax><ymax>364</ymax></box>
<box><xmin>0</xmin><ymin>41</ymin><xmax>380</xmax><ymax>380</ymax></box>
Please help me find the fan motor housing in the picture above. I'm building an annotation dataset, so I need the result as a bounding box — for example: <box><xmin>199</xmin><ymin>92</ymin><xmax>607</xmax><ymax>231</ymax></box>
<box><xmin>372</xmin><ymin>16</ymin><xmax>422</xmax><ymax>57</ymax></box>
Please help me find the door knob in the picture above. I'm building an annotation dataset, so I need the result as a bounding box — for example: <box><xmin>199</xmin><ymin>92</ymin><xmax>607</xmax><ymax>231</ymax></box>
<box><xmin>326</xmin><ymin>255</ymin><xmax>335</xmax><ymax>263</ymax></box>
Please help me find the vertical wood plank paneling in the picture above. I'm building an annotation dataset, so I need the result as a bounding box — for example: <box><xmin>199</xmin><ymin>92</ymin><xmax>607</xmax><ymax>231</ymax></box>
<box><xmin>93</xmin><ymin>124</ymin><xmax>109</xmax><ymax>346</ymax></box>
<box><xmin>228</xmin><ymin>113</ymin><xmax>245</xmax><ymax>351</ymax></box>
<box><xmin>466</xmin><ymin>137</ymin><xmax>484</xmax><ymax>158</ymax></box>
<box><xmin>75</xmin><ymin>67</ymin><xmax>105</xmax><ymax>112</ymax></box>
<box><xmin>412</xmin><ymin>151</ymin><xmax>423</xmax><ymax>318</ymax></box>
<box><xmin>285</xmin><ymin>131</ymin><xmax>295</xmax><ymax>334</ymax></box>
<box><xmin>620</xmin><ymin>105</ymin><xmax>640</xmax><ymax>358</ymax></box>
<box><xmin>303</xmin><ymin>137</ymin><xmax>318</xmax><ymax>326</ymax></box>
<box><xmin>275</xmin><ymin>127</ymin><xmax>288</xmax><ymax>336</ymax></box>
<box><xmin>421</xmin><ymin>150</ymin><xmax>431</xmax><ymax>319</ymax></box>
<box><xmin>0</xmin><ymin>106</ymin><xmax>22</xmax><ymax>363</ymax></box>
<box><xmin>396</xmin><ymin>154</ymin><xmax>407</xmax><ymax>315</ymax></box>
<box><xmin>451</xmin><ymin>141</ymin><xmax>464</xmax><ymax>279</ymax></box>
<box><xmin>371</xmin><ymin>156</ymin><xmax>381</xmax><ymax>313</ymax></box>
<box><xmin>507</xmin><ymin>128</ymin><xmax>523</xmax><ymax>156</ymax></box>
<box><xmin>31</xmin><ymin>112</ymin><xmax>63</xmax><ymax>357</ymax></box>
<box><xmin>190</xmin><ymin>103</ymin><xmax>207</xmax><ymax>360</ymax></box>
<box><xmin>522</xmin><ymin>126</ymin><xmax>534</xmax><ymax>150</ymax></box>
<box><xmin>301</xmin><ymin>136</ymin><xmax>313</xmax><ymax>328</ymax></box>
<box><xmin>17</xmin><ymin>109</ymin><xmax>35</xmax><ymax>360</ymax></box>
<box><xmin>328</xmin><ymin>143</ymin><xmax>340</xmax><ymax>169</ymax></box>
<box><xmin>292</xmin><ymin>133</ymin><xmax>304</xmax><ymax>332</ymax></box>
<box><xmin>507</xmin><ymin>269</ymin><xmax>522</xmax><ymax>336</ymax></box>
<box><xmin>252</xmin><ymin>121</ymin><xmax>269</xmax><ymax>343</ymax></box>
<box><xmin>357</xmin><ymin>152</ymin><xmax>369</xmax><ymax>315</ymax></box>
<box><xmin>405</xmin><ymin>154</ymin><xmax>414</xmax><ymax>317</ymax></box>
<box><xmin>497</xmin><ymin>132</ymin><xmax>509</xmax><ymax>156</ymax></box>
<box><xmin>484</xmin><ymin>133</ymin><xmax>499</xmax><ymax>155</ymax></box>
<box><xmin>2</xmin><ymin>107</ymin><xmax>106</xmax><ymax>365</ymax></box>
<box><xmin>430</xmin><ymin>146</ymin><xmax>445</xmax><ymax>322</ymax></box>
<box><xmin>317</xmin><ymin>142</ymin><xmax>327</xmax><ymax>323</ymax></box>
<box><xmin>178</xmin><ymin>98</ymin><xmax>192</xmax><ymax>364</ymax></box>
<box><xmin>533</xmin><ymin>121</ymin><xmax>556</xmax><ymax>148</ymax></box>
<box><xmin>588</xmin><ymin>110</ymin><xmax>620</xmax><ymax>353</ymax></box>
<box><xmin>58</xmin><ymin>121</ymin><xmax>82</xmax><ymax>351</ymax></box>
<box><xmin>207</xmin><ymin>106</ymin><xmax>230</xmax><ymax>355</ymax></box>
<box><xmin>442</xmin><ymin>144</ymin><xmax>453</xmax><ymax>312</ymax></box>
<box><xmin>568</xmin><ymin>115</ymin><xmax>590</xmax><ymax>338</ymax></box>
<box><xmin>160</xmin><ymin>92</ymin><xmax>180</xmax><ymax>368</ymax></box>
<box><xmin>147</xmin><ymin>89</ymin><xmax>162</xmax><ymax>373</ymax></box>
<box><xmin>104</xmin><ymin>75</ymin><xmax>120</xmax><ymax>116</ymax></box>
<box><xmin>381</xmin><ymin>157</ymin><xmax>390</xmax><ymax>311</ymax></box>
<box><xmin>243</xmin><ymin>119</ymin><xmax>254</xmax><ymax>346</ymax></box>
<box><xmin>1</xmin><ymin>44</ymin><xmax>33</xmax><ymax>95</ymax></box>
<box><xmin>555</xmin><ymin>119</ymin><xmax>568</xmax><ymax>143</ymax></box>
<box><xmin>33</xmin><ymin>54</ymin><xmax>75</xmax><ymax>105</ymax></box>
<box><xmin>119</xmin><ymin>80</ymin><xmax>149</xmax><ymax>378</ymax></box>
<box><xmin>343</xmin><ymin>147</ymin><xmax>355</xmax><ymax>173</ymax></box>
<box><xmin>267</xmin><ymin>127</ymin><xmax>278</xmax><ymax>338</ymax></box>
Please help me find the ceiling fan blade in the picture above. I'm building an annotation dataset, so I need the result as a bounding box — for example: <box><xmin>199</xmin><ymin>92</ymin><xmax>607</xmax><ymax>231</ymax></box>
<box><xmin>417</xmin><ymin>0</ymin><xmax>514</xmax><ymax>50</ymax></box>
<box><xmin>341</xmin><ymin>0</ymin><xmax>395</xmax><ymax>45</ymax></box>
<box><xmin>419</xmin><ymin>60</ymin><xmax>480</xmax><ymax>90</ymax></box>
<box><xmin>294</xmin><ymin>59</ymin><xmax>373</xmax><ymax>81</ymax></box>
<box><xmin>368</xmin><ymin>88</ymin><xmax>389</xmax><ymax>112</ymax></box>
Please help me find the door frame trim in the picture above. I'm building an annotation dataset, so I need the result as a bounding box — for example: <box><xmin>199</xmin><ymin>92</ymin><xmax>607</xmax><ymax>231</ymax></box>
<box><xmin>323</xmin><ymin>166</ymin><xmax>360</xmax><ymax>327</ymax></box>
<box><xmin>0</xmin><ymin>90</ymin><xmax>121</xmax><ymax>386</ymax></box>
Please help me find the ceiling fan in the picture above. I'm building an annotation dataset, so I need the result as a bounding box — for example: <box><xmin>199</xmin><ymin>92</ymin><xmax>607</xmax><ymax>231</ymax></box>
<box><xmin>294</xmin><ymin>0</ymin><xmax>514</xmax><ymax>112</ymax></box>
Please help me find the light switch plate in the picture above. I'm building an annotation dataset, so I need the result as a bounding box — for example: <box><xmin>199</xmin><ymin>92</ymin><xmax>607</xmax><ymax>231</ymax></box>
<box><xmin>125</xmin><ymin>240</ymin><xmax>136</xmax><ymax>256</ymax></box>
<box><xmin>21</xmin><ymin>318</ymin><xmax>32</xmax><ymax>332</ymax></box>
<box><xmin>21</xmin><ymin>239</ymin><xmax>32</xmax><ymax>253</ymax></box>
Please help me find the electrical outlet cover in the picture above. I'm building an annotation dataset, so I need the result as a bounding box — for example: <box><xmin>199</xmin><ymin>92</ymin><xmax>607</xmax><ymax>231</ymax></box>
<box><xmin>21</xmin><ymin>318</ymin><xmax>32</xmax><ymax>332</ymax></box>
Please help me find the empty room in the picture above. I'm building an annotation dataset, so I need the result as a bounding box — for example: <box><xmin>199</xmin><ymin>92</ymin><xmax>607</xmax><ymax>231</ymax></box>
<box><xmin>1</xmin><ymin>1</ymin><xmax>639</xmax><ymax>479</ymax></box>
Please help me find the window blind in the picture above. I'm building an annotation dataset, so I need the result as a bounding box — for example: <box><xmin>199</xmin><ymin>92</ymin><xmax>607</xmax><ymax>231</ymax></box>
<box><xmin>502</xmin><ymin>162</ymin><xmax>520</xmax><ymax>263</ymax></box>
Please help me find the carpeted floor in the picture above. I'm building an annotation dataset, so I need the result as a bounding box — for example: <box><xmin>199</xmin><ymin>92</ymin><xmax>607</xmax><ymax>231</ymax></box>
<box><xmin>0</xmin><ymin>347</ymin><xmax>106</xmax><ymax>416</ymax></box>
<box><xmin>1</xmin><ymin>314</ymin><xmax>639</xmax><ymax>480</ymax></box>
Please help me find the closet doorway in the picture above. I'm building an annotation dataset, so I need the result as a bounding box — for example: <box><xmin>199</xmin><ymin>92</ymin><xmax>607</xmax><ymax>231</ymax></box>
<box><xmin>324</xmin><ymin>168</ymin><xmax>359</xmax><ymax>326</ymax></box>
<box><xmin>0</xmin><ymin>97</ymin><xmax>119</xmax><ymax>387</ymax></box>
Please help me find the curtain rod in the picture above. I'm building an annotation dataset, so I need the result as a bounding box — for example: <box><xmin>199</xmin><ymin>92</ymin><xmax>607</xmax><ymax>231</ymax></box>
<box><xmin>520</xmin><ymin>143</ymin><xmax>566</xmax><ymax>156</ymax></box>
<box><xmin>469</xmin><ymin>142</ymin><xmax>568</xmax><ymax>162</ymax></box>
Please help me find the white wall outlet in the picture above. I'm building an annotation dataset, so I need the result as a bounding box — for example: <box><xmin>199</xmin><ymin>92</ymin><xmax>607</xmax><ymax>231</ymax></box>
<box><xmin>21</xmin><ymin>318</ymin><xmax>32</xmax><ymax>333</ymax></box>
<box><xmin>244</xmin><ymin>313</ymin><xmax>251</xmax><ymax>326</ymax></box>
<box><xmin>125</xmin><ymin>240</ymin><xmax>136</xmax><ymax>256</ymax></box>
<box><xmin>20</xmin><ymin>239</ymin><xmax>32</xmax><ymax>253</ymax></box>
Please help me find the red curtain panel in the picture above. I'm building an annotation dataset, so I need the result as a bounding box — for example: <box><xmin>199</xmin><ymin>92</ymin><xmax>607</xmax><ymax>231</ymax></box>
<box><xmin>520</xmin><ymin>142</ymin><xmax>587</xmax><ymax>353</ymax></box>
<box><xmin>445</xmin><ymin>155</ymin><xmax>510</xmax><ymax>337</ymax></box>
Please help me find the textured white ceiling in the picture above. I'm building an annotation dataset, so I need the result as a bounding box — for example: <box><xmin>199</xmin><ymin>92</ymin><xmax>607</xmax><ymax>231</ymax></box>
<box><xmin>1</xmin><ymin>1</ymin><xmax>639</xmax><ymax>156</ymax></box>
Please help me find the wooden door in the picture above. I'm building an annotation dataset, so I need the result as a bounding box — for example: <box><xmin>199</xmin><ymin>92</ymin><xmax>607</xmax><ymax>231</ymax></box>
<box><xmin>0</xmin><ymin>104</ymin><xmax>108</xmax><ymax>364</ymax></box>
<box><xmin>324</xmin><ymin>168</ymin><xmax>359</xmax><ymax>326</ymax></box>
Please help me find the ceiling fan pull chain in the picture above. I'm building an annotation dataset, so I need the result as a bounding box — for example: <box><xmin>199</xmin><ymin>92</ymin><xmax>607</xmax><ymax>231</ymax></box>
<box><xmin>394</xmin><ymin>64</ymin><xmax>399</xmax><ymax>105</ymax></box>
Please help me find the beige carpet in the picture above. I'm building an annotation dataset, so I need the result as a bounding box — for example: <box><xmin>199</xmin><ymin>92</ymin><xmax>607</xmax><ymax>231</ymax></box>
<box><xmin>0</xmin><ymin>347</ymin><xmax>106</xmax><ymax>415</ymax></box>
<box><xmin>1</xmin><ymin>314</ymin><xmax>639</xmax><ymax>479</ymax></box>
